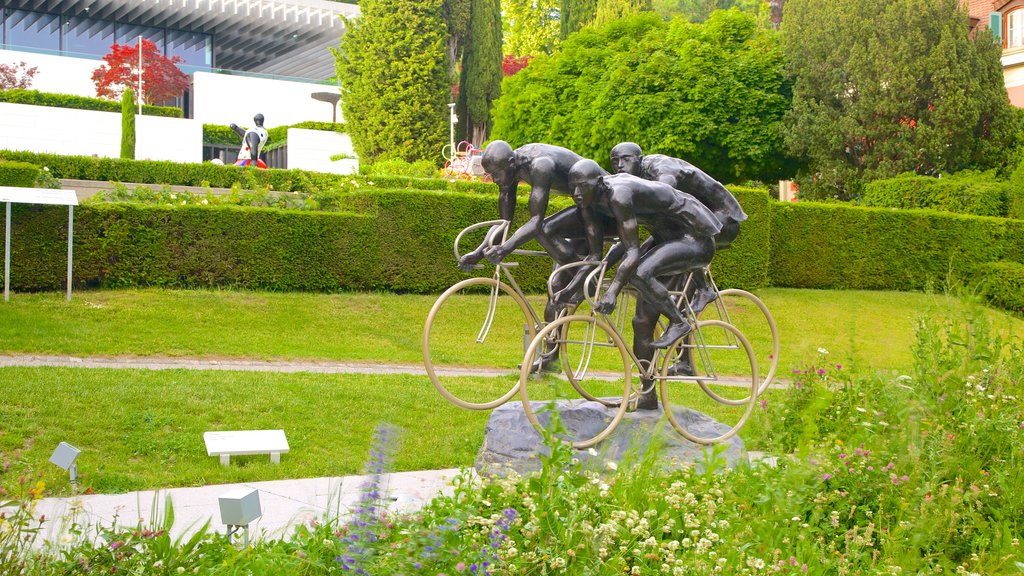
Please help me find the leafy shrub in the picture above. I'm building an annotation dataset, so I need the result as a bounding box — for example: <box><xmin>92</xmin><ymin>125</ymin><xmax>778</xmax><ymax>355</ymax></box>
<box><xmin>360</xmin><ymin>158</ymin><xmax>440</xmax><ymax>178</ymax></box>
<box><xmin>975</xmin><ymin>261</ymin><xmax>1024</xmax><ymax>315</ymax></box>
<box><xmin>862</xmin><ymin>171</ymin><xmax>1009</xmax><ymax>217</ymax></box>
<box><xmin>0</xmin><ymin>88</ymin><xmax>181</xmax><ymax>117</ymax></box>
<box><xmin>203</xmin><ymin>122</ymin><xmax>348</xmax><ymax>151</ymax></box>
<box><xmin>0</xmin><ymin>160</ymin><xmax>39</xmax><ymax>187</ymax></box>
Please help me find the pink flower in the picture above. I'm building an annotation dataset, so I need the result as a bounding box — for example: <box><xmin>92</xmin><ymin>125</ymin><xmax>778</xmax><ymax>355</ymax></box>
<box><xmin>821</xmin><ymin>473</ymin><xmax>832</xmax><ymax>480</ymax></box>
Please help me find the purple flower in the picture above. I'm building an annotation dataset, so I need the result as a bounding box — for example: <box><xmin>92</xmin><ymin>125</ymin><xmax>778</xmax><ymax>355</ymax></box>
<box><xmin>817</xmin><ymin>368</ymin><xmax>826</xmax><ymax>375</ymax></box>
<box><xmin>821</xmin><ymin>473</ymin><xmax>832</xmax><ymax>480</ymax></box>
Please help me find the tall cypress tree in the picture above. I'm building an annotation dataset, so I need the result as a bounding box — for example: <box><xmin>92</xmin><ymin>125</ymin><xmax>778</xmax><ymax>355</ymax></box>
<box><xmin>120</xmin><ymin>88</ymin><xmax>135</xmax><ymax>160</ymax></box>
<box><xmin>561</xmin><ymin>0</ymin><xmax>598</xmax><ymax>38</ymax></box>
<box><xmin>444</xmin><ymin>0</ymin><xmax>472</xmax><ymax>100</ymax></box>
<box><xmin>334</xmin><ymin>0</ymin><xmax>450</xmax><ymax>163</ymax></box>
<box><xmin>456</xmin><ymin>0</ymin><xmax>503</xmax><ymax>145</ymax></box>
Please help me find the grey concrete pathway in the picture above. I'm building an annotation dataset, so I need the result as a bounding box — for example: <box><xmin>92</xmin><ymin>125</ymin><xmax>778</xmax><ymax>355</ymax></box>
<box><xmin>33</xmin><ymin>468</ymin><xmax>465</xmax><ymax>547</ymax></box>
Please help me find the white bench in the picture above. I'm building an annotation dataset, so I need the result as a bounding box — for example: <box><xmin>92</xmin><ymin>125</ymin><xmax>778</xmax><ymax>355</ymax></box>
<box><xmin>203</xmin><ymin>430</ymin><xmax>289</xmax><ymax>466</ymax></box>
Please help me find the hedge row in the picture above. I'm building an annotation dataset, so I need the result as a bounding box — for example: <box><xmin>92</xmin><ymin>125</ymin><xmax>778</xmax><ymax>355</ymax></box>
<box><xmin>975</xmin><ymin>261</ymin><xmax>1024</xmax><ymax>315</ymax></box>
<box><xmin>770</xmin><ymin>202</ymin><xmax>1024</xmax><ymax>291</ymax></box>
<box><xmin>0</xmin><ymin>89</ymin><xmax>182</xmax><ymax>118</ymax></box>
<box><xmin>861</xmin><ymin>172</ymin><xmax>1009</xmax><ymax>217</ymax></box>
<box><xmin>0</xmin><ymin>150</ymin><xmax>498</xmax><ymax>196</ymax></box>
<box><xmin>0</xmin><ymin>160</ymin><xmax>39</xmax><ymax>187</ymax></box>
<box><xmin>202</xmin><ymin>122</ymin><xmax>347</xmax><ymax>148</ymax></box>
<box><xmin>1</xmin><ymin>186</ymin><xmax>773</xmax><ymax>293</ymax></box>
<box><xmin>4</xmin><ymin>204</ymin><xmax>380</xmax><ymax>291</ymax></box>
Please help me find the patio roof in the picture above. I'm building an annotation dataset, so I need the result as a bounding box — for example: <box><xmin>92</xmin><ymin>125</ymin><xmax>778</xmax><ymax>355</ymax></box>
<box><xmin>1</xmin><ymin>0</ymin><xmax>359</xmax><ymax>80</ymax></box>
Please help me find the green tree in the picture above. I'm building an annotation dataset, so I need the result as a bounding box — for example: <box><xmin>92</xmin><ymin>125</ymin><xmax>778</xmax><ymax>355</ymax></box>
<box><xmin>334</xmin><ymin>0</ymin><xmax>450</xmax><ymax>163</ymax></box>
<box><xmin>561</xmin><ymin>0</ymin><xmax>598</xmax><ymax>38</ymax></box>
<box><xmin>491</xmin><ymin>10</ymin><xmax>793</xmax><ymax>182</ymax></box>
<box><xmin>443</xmin><ymin>0</ymin><xmax>472</xmax><ymax>98</ymax></box>
<box><xmin>502</xmin><ymin>0</ymin><xmax>560</xmax><ymax>56</ymax></box>
<box><xmin>782</xmin><ymin>0</ymin><xmax>1020</xmax><ymax>200</ymax></box>
<box><xmin>457</xmin><ymin>0</ymin><xmax>503</xmax><ymax>145</ymax></box>
<box><xmin>594</xmin><ymin>0</ymin><xmax>651</xmax><ymax>26</ymax></box>
<box><xmin>120</xmin><ymin>88</ymin><xmax>135</xmax><ymax>160</ymax></box>
<box><xmin>652</xmin><ymin>0</ymin><xmax>765</xmax><ymax>23</ymax></box>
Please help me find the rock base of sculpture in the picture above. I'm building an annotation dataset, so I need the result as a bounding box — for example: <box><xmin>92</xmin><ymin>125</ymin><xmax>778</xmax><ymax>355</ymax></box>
<box><xmin>475</xmin><ymin>399</ymin><xmax>746</xmax><ymax>476</ymax></box>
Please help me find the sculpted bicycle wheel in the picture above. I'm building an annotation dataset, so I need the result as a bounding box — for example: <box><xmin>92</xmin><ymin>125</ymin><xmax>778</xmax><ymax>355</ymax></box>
<box><xmin>658</xmin><ymin>320</ymin><xmax>758</xmax><ymax>444</ymax></box>
<box><xmin>423</xmin><ymin>277</ymin><xmax>536</xmax><ymax>410</ymax></box>
<box><xmin>697</xmin><ymin>289</ymin><xmax>779</xmax><ymax>401</ymax></box>
<box><xmin>520</xmin><ymin>314</ymin><xmax>635</xmax><ymax>449</ymax></box>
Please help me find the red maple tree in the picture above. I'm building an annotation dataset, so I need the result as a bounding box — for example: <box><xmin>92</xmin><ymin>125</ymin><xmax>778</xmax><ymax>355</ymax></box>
<box><xmin>92</xmin><ymin>39</ymin><xmax>189</xmax><ymax>104</ymax></box>
<box><xmin>502</xmin><ymin>54</ymin><xmax>532</xmax><ymax>77</ymax></box>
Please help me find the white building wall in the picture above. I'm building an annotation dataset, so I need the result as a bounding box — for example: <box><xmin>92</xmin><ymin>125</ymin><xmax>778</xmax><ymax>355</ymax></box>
<box><xmin>0</xmin><ymin>50</ymin><xmax>342</xmax><ymax>130</ymax></box>
<box><xmin>0</xmin><ymin>49</ymin><xmax>100</xmax><ymax>97</ymax></box>
<box><xmin>286</xmin><ymin>128</ymin><xmax>358</xmax><ymax>174</ymax></box>
<box><xmin>191</xmin><ymin>72</ymin><xmax>341</xmax><ymax>128</ymax></box>
<box><xmin>0</xmin><ymin>102</ymin><xmax>201</xmax><ymax>163</ymax></box>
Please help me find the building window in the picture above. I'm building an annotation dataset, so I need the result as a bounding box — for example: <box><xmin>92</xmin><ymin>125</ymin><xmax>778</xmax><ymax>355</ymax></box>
<box><xmin>167</xmin><ymin>29</ymin><xmax>212</xmax><ymax>70</ymax></box>
<box><xmin>4</xmin><ymin>9</ymin><xmax>60</xmax><ymax>52</ymax></box>
<box><xmin>1008</xmin><ymin>9</ymin><xmax>1024</xmax><ymax>49</ymax></box>
<box><xmin>62</xmin><ymin>16</ymin><xmax>115</xmax><ymax>58</ymax></box>
<box><xmin>116</xmin><ymin>24</ymin><xmax>165</xmax><ymax>53</ymax></box>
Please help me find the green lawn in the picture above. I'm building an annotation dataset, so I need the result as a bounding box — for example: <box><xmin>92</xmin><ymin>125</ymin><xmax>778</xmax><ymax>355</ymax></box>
<box><xmin>2</xmin><ymin>286</ymin><xmax>1019</xmax><ymax>373</ymax></box>
<box><xmin>0</xmin><ymin>286</ymin><xmax>1021</xmax><ymax>496</ymax></box>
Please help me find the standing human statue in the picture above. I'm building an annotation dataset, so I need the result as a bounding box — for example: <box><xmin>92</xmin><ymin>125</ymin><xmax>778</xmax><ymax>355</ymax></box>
<box><xmin>567</xmin><ymin>159</ymin><xmax>722</xmax><ymax>410</ymax></box>
<box><xmin>459</xmin><ymin>140</ymin><xmax>606</xmax><ymax>372</ymax></box>
<box><xmin>609</xmin><ymin>142</ymin><xmax>747</xmax><ymax>313</ymax></box>
<box><xmin>231</xmin><ymin>113</ymin><xmax>269</xmax><ymax>168</ymax></box>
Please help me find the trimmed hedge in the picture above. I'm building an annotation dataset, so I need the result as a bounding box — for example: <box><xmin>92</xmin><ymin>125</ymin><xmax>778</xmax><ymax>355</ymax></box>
<box><xmin>202</xmin><ymin>122</ymin><xmax>348</xmax><ymax>149</ymax></box>
<box><xmin>0</xmin><ymin>150</ymin><xmax>500</xmax><ymax>196</ymax></box>
<box><xmin>3</xmin><ymin>203</ymin><xmax>380</xmax><ymax>291</ymax></box>
<box><xmin>770</xmin><ymin>202</ymin><xmax>1024</xmax><ymax>291</ymax></box>
<box><xmin>1</xmin><ymin>186</ymin><xmax>773</xmax><ymax>293</ymax></box>
<box><xmin>0</xmin><ymin>89</ymin><xmax>182</xmax><ymax>118</ymax></box>
<box><xmin>862</xmin><ymin>172</ymin><xmax>1009</xmax><ymax>217</ymax></box>
<box><xmin>0</xmin><ymin>160</ymin><xmax>39</xmax><ymax>187</ymax></box>
<box><xmin>975</xmin><ymin>261</ymin><xmax>1024</xmax><ymax>315</ymax></box>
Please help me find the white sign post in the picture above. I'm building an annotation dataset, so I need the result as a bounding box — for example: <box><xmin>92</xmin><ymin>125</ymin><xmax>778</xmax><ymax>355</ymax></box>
<box><xmin>0</xmin><ymin>187</ymin><xmax>78</xmax><ymax>302</ymax></box>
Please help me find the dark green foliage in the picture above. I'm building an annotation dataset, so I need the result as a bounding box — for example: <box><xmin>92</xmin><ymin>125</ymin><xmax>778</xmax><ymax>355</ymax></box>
<box><xmin>975</xmin><ymin>261</ymin><xmax>1024</xmax><ymax>315</ymax></box>
<box><xmin>561</xmin><ymin>0</ymin><xmax>598</xmax><ymax>37</ymax></box>
<box><xmin>862</xmin><ymin>172</ymin><xmax>1009</xmax><ymax>217</ymax></box>
<box><xmin>491</xmin><ymin>10</ymin><xmax>793</xmax><ymax>183</ymax></box>
<box><xmin>0</xmin><ymin>161</ymin><xmax>39</xmax><ymax>187</ymax></box>
<box><xmin>769</xmin><ymin>202</ymin><xmax>1024</xmax><ymax>290</ymax></box>
<box><xmin>782</xmin><ymin>0</ymin><xmax>1020</xmax><ymax>201</ymax></box>
<box><xmin>1008</xmin><ymin>158</ymin><xmax>1024</xmax><ymax>220</ymax></box>
<box><xmin>334</xmin><ymin>0</ymin><xmax>450</xmax><ymax>164</ymax></box>
<box><xmin>0</xmin><ymin>88</ymin><xmax>181</xmax><ymax>117</ymax></box>
<box><xmin>120</xmin><ymin>89</ymin><xmax>136</xmax><ymax>160</ymax></box>
<box><xmin>456</xmin><ymin>0</ymin><xmax>503</xmax><ymax>145</ymax></box>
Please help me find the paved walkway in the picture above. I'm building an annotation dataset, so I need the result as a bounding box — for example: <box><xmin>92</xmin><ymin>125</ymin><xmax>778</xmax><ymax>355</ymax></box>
<box><xmin>33</xmin><ymin>469</ymin><xmax>464</xmax><ymax>546</ymax></box>
<box><xmin>0</xmin><ymin>354</ymin><xmax>510</xmax><ymax>377</ymax></box>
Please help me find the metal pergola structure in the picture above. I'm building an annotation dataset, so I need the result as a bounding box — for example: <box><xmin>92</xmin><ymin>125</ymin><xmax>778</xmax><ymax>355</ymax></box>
<box><xmin>0</xmin><ymin>0</ymin><xmax>358</xmax><ymax>80</ymax></box>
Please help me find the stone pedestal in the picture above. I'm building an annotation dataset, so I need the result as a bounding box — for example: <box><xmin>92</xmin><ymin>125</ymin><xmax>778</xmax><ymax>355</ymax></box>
<box><xmin>475</xmin><ymin>399</ymin><xmax>746</xmax><ymax>476</ymax></box>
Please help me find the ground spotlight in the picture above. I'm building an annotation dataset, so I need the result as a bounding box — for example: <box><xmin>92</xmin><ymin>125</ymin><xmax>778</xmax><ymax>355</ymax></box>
<box><xmin>49</xmin><ymin>441</ymin><xmax>81</xmax><ymax>484</ymax></box>
<box><xmin>219</xmin><ymin>488</ymin><xmax>262</xmax><ymax>547</ymax></box>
